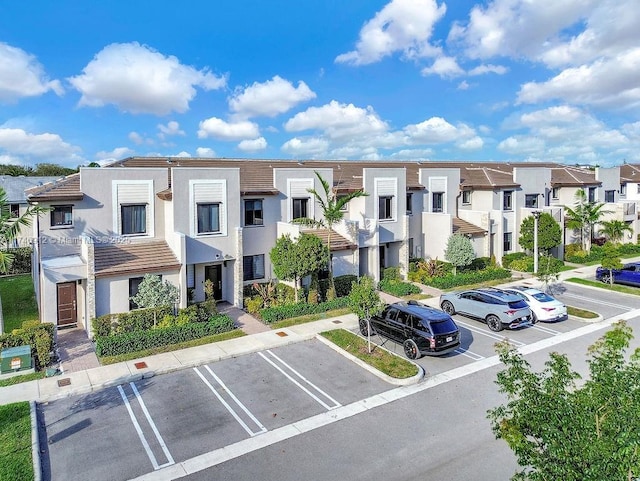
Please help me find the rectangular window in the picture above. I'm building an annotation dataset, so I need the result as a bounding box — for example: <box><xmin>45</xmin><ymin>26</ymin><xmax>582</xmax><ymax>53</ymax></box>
<box><xmin>292</xmin><ymin>198</ymin><xmax>308</xmax><ymax>220</ymax></box>
<box><xmin>50</xmin><ymin>205</ymin><xmax>73</xmax><ymax>227</ymax></box>
<box><xmin>408</xmin><ymin>237</ymin><xmax>414</xmax><ymax>258</ymax></box>
<box><xmin>406</xmin><ymin>193</ymin><xmax>413</xmax><ymax>215</ymax></box>
<box><xmin>379</xmin><ymin>196</ymin><xmax>393</xmax><ymax>220</ymax></box>
<box><xmin>551</xmin><ymin>187</ymin><xmax>559</xmax><ymax>199</ymax></box>
<box><xmin>10</xmin><ymin>203</ymin><xmax>19</xmax><ymax>218</ymax></box>
<box><xmin>620</xmin><ymin>184</ymin><xmax>627</xmax><ymax>197</ymax></box>
<box><xmin>503</xmin><ymin>232</ymin><xmax>512</xmax><ymax>252</ymax></box>
<box><xmin>588</xmin><ymin>187</ymin><xmax>596</xmax><ymax>203</ymax></box>
<box><xmin>129</xmin><ymin>277</ymin><xmax>144</xmax><ymax>310</ymax></box>
<box><xmin>525</xmin><ymin>194</ymin><xmax>539</xmax><ymax>208</ymax></box>
<box><xmin>605</xmin><ymin>190</ymin><xmax>615</xmax><ymax>203</ymax></box>
<box><xmin>462</xmin><ymin>190</ymin><xmax>471</xmax><ymax>205</ymax></box>
<box><xmin>432</xmin><ymin>192</ymin><xmax>444</xmax><ymax>213</ymax></box>
<box><xmin>503</xmin><ymin>191</ymin><xmax>513</xmax><ymax>211</ymax></box>
<box><xmin>121</xmin><ymin>204</ymin><xmax>147</xmax><ymax>235</ymax></box>
<box><xmin>197</xmin><ymin>203</ymin><xmax>220</xmax><ymax>234</ymax></box>
<box><xmin>244</xmin><ymin>199</ymin><xmax>263</xmax><ymax>226</ymax></box>
<box><xmin>243</xmin><ymin>254</ymin><xmax>265</xmax><ymax>281</ymax></box>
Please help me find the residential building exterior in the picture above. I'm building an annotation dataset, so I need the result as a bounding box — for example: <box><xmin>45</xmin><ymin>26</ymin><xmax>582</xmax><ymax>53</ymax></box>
<box><xmin>25</xmin><ymin>158</ymin><xmax>640</xmax><ymax>336</ymax></box>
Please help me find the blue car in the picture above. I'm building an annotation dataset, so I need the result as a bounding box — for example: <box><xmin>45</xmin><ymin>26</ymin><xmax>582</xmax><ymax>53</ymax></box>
<box><xmin>596</xmin><ymin>262</ymin><xmax>640</xmax><ymax>286</ymax></box>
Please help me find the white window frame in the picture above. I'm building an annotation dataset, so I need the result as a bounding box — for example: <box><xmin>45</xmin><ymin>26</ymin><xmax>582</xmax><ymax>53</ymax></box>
<box><xmin>112</xmin><ymin>180</ymin><xmax>154</xmax><ymax>238</ymax></box>
<box><xmin>189</xmin><ymin>179</ymin><xmax>227</xmax><ymax>237</ymax></box>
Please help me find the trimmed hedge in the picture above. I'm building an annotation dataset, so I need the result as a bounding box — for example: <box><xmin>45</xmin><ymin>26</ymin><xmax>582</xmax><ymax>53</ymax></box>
<box><xmin>95</xmin><ymin>315</ymin><xmax>235</xmax><ymax>357</ymax></box>
<box><xmin>0</xmin><ymin>322</ymin><xmax>54</xmax><ymax>369</ymax></box>
<box><xmin>416</xmin><ymin>268</ymin><xmax>511</xmax><ymax>290</ymax></box>
<box><xmin>92</xmin><ymin>306</ymin><xmax>174</xmax><ymax>337</ymax></box>
<box><xmin>378</xmin><ymin>279</ymin><xmax>421</xmax><ymax>297</ymax></box>
<box><xmin>1</xmin><ymin>247</ymin><xmax>32</xmax><ymax>275</ymax></box>
<box><xmin>502</xmin><ymin>252</ymin><xmax>528</xmax><ymax>268</ymax></box>
<box><xmin>334</xmin><ymin>275</ymin><xmax>357</xmax><ymax>297</ymax></box>
<box><xmin>564</xmin><ymin>243</ymin><xmax>640</xmax><ymax>264</ymax></box>
<box><xmin>259</xmin><ymin>297</ymin><xmax>350</xmax><ymax>324</ymax></box>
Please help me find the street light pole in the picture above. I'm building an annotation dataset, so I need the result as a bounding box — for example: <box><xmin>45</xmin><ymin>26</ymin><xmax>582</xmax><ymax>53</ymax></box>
<box><xmin>533</xmin><ymin>210</ymin><xmax>542</xmax><ymax>274</ymax></box>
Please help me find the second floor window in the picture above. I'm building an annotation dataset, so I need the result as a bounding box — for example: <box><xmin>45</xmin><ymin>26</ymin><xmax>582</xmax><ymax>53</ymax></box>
<box><xmin>620</xmin><ymin>184</ymin><xmax>627</xmax><ymax>196</ymax></box>
<box><xmin>244</xmin><ymin>199</ymin><xmax>263</xmax><ymax>226</ymax></box>
<box><xmin>406</xmin><ymin>193</ymin><xmax>413</xmax><ymax>215</ymax></box>
<box><xmin>605</xmin><ymin>190</ymin><xmax>615</xmax><ymax>203</ymax></box>
<box><xmin>197</xmin><ymin>203</ymin><xmax>220</xmax><ymax>234</ymax></box>
<box><xmin>462</xmin><ymin>190</ymin><xmax>471</xmax><ymax>205</ymax></box>
<box><xmin>525</xmin><ymin>194</ymin><xmax>539</xmax><ymax>208</ymax></box>
<box><xmin>503</xmin><ymin>191</ymin><xmax>513</xmax><ymax>210</ymax></box>
<box><xmin>552</xmin><ymin>187</ymin><xmax>559</xmax><ymax>199</ymax></box>
<box><xmin>51</xmin><ymin>205</ymin><xmax>73</xmax><ymax>227</ymax></box>
<box><xmin>588</xmin><ymin>187</ymin><xmax>596</xmax><ymax>203</ymax></box>
<box><xmin>293</xmin><ymin>198</ymin><xmax>308</xmax><ymax>220</ymax></box>
<box><xmin>121</xmin><ymin>204</ymin><xmax>146</xmax><ymax>235</ymax></box>
<box><xmin>432</xmin><ymin>192</ymin><xmax>444</xmax><ymax>213</ymax></box>
<box><xmin>243</xmin><ymin>254</ymin><xmax>265</xmax><ymax>281</ymax></box>
<box><xmin>379</xmin><ymin>196</ymin><xmax>393</xmax><ymax>220</ymax></box>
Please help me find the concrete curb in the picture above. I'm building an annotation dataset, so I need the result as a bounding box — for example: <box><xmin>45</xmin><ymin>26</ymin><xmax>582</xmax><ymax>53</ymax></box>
<box><xmin>314</xmin><ymin>333</ymin><xmax>424</xmax><ymax>386</ymax></box>
<box><xmin>30</xmin><ymin>400</ymin><xmax>41</xmax><ymax>481</ymax></box>
<box><xmin>564</xmin><ymin>278</ymin><xmax>640</xmax><ymax>301</ymax></box>
<box><xmin>568</xmin><ymin>313</ymin><xmax>603</xmax><ymax>324</ymax></box>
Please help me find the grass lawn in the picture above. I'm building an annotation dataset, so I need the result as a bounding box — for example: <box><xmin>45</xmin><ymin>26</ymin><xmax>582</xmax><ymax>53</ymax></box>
<box><xmin>321</xmin><ymin>329</ymin><xmax>419</xmax><ymax>379</ymax></box>
<box><xmin>0</xmin><ymin>402</ymin><xmax>33</xmax><ymax>481</ymax></box>
<box><xmin>566</xmin><ymin>305</ymin><xmax>599</xmax><ymax>319</ymax></box>
<box><xmin>566</xmin><ymin>277</ymin><xmax>640</xmax><ymax>296</ymax></box>
<box><xmin>268</xmin><ymin>308</ymin><xmax>352</xmax><ymax>330</ymax></box>
<box><xmin>0</xmin><ymin>274</ymin><xmax>38</xmax><ymax>333</ymax></box>
<box><xmin>0</xmin><ymin>371</ymin><xmax>46</xmax><ymax>388</ymax></box>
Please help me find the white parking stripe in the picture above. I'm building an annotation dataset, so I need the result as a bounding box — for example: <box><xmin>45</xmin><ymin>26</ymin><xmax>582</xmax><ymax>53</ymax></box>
<box><xmin>194</xmin><ymin>367</ymin><xmax>267</xmax><ymax>437</ymax></box>
<box><xmin>130</xmin><ymin>383</ymin><xmax>174</xmax><ymax>468</ymax></box>
<box><xmin>259</xmin><ymin>350</ymin><xmax>341</xmax><ymax>410</ymax></box>
<box><xmin>117</xmin><ymin>384</ymin><xmax>174</xmax><ymax>470</ymax></box>
<box><xmin>454</xmin><ymin>348</ymin><xmax>485</xmax><ymax>360</ymax></box>
<box><xmin>454</xmin><ymin>320</ymin><xmax>526</xmax><ymax>347</ymax></box>
<box><xmin>531</xmin><ymin>324</ymin><xmax>562</xmax><ymax>335</ymax></box>
<box><xmin>560</xmin><ymin>292</ymin><xmax>632</xmax><ymax>310</ymax></box>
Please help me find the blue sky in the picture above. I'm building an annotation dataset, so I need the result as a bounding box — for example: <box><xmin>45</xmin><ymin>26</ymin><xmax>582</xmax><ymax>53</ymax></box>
<box><xmin>1</xmin><ymin>0</ymin><xmax>639</xmax><ymax>167</ymax></box>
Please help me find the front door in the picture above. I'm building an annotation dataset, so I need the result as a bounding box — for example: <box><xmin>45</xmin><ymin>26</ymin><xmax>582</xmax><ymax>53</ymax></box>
<box><xmin>204</xmin><ymin>265</ymin><xmax>222</xmax><ymax>301</ymax></box>
<box><xmin>57</xmin><ymin>282</ymin><xmax>77</xmax><ymax>327</ymax></box>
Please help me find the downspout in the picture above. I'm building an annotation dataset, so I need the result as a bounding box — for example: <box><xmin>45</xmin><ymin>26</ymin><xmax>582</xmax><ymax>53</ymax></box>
<box><xmin>455</xmin><ymin>190</ymin><xmax>462</xmax><ymax>218</ymax></box>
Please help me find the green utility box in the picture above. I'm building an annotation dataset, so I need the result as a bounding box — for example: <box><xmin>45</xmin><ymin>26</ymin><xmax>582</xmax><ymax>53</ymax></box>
<box><xmin>0</xmin><ymin>345</ymin><xmax>32</xmax><ymax>373</ymax></box>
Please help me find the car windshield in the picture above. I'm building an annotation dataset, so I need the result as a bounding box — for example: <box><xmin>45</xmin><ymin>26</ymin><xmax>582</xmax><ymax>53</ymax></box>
<box><xmin>429</xmin><ymin>319</ymin><xmax>457</xmax><ymax>334</ymax></box>
<box><xmin>531</xmin><ymin>292</ymin><xmax>554</xmax><ymax>302</ymax></box>
<box><xmin>507</xmin><ymin>300</ymin><xmax>528</xmax><ymax>309</ymax></box>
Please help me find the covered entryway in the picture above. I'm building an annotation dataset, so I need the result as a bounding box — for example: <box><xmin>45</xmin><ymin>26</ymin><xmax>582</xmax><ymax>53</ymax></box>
<box><xmin>56</xmin><ymin>282</ymin><xmax>77</xmax><ymax>327</ymax></box>
<box><xmin>205</xmin><ymin>265</ymin><xmax>223</xmax><ymax>301</ymax></box>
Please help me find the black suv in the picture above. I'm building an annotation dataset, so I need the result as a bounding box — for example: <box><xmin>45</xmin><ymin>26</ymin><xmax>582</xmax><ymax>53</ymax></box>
<box><xmin>360</xmin><ymin>301</ymin><xmax>460</xmax><ymax>359</ymax></box>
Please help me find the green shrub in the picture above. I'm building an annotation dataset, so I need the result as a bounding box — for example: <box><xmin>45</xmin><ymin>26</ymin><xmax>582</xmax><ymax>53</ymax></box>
<box><xmin>259</xmin><ymin>297</ymin><xmax>350</xmax><ymax>324</ymax></box>
<box><xmin>418</xmin><ymin>268</ymin><xmax>511</xmax><ymax>289</ymax></box>
<box><xmin>466</xmin><ymin>257</ymin><xmax>491</xmax><ymax>271</ymax></box>
<box><xmin>1</xmin><ymin>247</ymin><xmax>32</xmax><ymax>275</ymax></box>
<box><xmin>0</xmin><ymin>322</ymin><xmax>54</xmax><ymax>369</ymax></box>
<box><xmin>564</xmin><ymin>243</ymin><xmax>583</xmax><ymax>258</ymax></box>
<box><xmin>245</xmin><ymin>296</ymin><xmax>263</xmax><ymax>314</ymax></box>
<box><xmin>334</xmin><ymin>275</ymin><xmax>357</xmax><ymax>297</ymax></box>
<box><xmin>509</xmin><ymin>257</ymin><xmax>534</xmax><ymax>272</ymax></box>
<box><xmin>378</xmin><ymin>279</ymin><xmax>421</xmax><ymax>297</ymax></box>
<box><xmin>616</xmin><ymin>243</ymin><xmax>640</xmax><ymax>256</ymax></box>
<box><xmin>275</xmin><ymin>283</ymin><xmax>296</xmax><ymax>305</ymax></box>
<box><xmin>382</xmin><ymin>267</ymin><xmax>402</xmax><ymax>281</ymax></box>
<box><xmin>95</xmin><ymin>315</ymin><xmax>236</xmax><ymax>357</ymax></box>
<box><xmin>502</xmin><ymin>252</ymin><xmax>527</xmax><ymax>268</ymax></box>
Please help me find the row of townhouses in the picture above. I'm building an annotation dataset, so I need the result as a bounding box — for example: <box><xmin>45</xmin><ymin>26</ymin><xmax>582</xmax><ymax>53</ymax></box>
<box><xmin>19</xmin><ymin>158</ymin><xmax>640</xmax><ymax>337</ymax></box>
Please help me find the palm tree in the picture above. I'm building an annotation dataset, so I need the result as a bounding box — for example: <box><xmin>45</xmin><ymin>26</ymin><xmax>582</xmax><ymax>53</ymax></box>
<box><xmin>294</xmin><ymin>171</ymin><xmax>368</xmax><ymax>298</ymax></box>
<box><xmin>599</xmin><ymin>220</ymin><xmax>633</xmax><ymax>244</ymax></box>
<box><xmin>0</xmin><ymin>187</ymin><xmax>48</xmax><ymax>332</ymax></box>
<box><xmin>564</xmin><ymin>189</ymin><xmax>612</xmax><ymax>252</ymax></box>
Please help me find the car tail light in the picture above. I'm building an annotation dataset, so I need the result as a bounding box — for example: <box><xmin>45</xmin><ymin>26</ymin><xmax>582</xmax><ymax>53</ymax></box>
<box><xmin>542</xmin><ymin>307</ymin><xmax>555</xmax><ymax>312</ymax></box>
<box><xmin>505</xmin><ymin>310</ymin><xmax>517</xmax><ymax>316</ymax></box>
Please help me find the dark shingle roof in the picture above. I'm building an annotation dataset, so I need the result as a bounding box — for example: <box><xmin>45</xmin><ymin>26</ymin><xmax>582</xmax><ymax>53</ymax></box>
<box><xmin>94</xmin><ymin>240</ymin><xmax>181</xmax><ymax>278</ymax></box>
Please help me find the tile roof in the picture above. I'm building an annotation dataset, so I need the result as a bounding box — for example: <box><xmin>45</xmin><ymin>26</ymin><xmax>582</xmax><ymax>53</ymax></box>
<box><xmin>550</xmin><ymin>166</ymin><xmax>599</xmax><ymax>186</ymax></box>
<box><xmin>25</xmin><ymin>173</ymin><xmax>83</xmax><ymax>202</ymax></box>
<box><xmin>620</xmin><ymin>164</ymin><xmax>640</xmax><ymax>183</ymax></box>
<box><xmin>452</xmin><ymin>217</ymin><xmax>486</xmax><ymax>236</ymax></box>
<box><xmin>94</xmin><ymin>240</ymin><xmax>181</xmax><ymax>278</ymax></box>
<box><xmin>301</xmin><ymin>228</ymin><xmax>357</xmax><ymax>252</ymax></box>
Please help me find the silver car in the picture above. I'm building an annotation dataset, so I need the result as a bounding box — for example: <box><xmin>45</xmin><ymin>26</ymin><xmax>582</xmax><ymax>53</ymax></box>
<box><xmin>440</xmin><ymin>287</ymin><xmax>533</xmax><ymax>332</ymax></box>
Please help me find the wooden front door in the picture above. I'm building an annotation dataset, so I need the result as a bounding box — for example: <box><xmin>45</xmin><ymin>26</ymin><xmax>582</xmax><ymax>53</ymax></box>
<box><xmin>57</xmin><ymin>282</ymin><xmax>77</xmax><ymax>327</ymax></box>
<box><xmin>204</xmin><ymin>265</ymin><xmax>222</xmax><ymax>301</ymax></box>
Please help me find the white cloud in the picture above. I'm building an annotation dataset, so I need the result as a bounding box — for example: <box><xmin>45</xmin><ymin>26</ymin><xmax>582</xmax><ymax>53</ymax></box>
<box><xmin>157</xmin><ymin>121</ymin><xmax>185</xmax><ymax>139</ymax></box>
<box><xmin>281</xmin><ymin>137</ymin><xmax>329</xmax><ymax>157</ymax></box>
<box><xmin>517</xmin><ymin>49</ymin><xmax>640</xmax><ymax>109</ymax></box>
<box><xmin>174</xmin><ymin>151</ymin><xmax>191</xmax><ymax>158</ymax></box>
<box><xmin>95</xmin><ymin>147</ymin><xmax>134</xmax><ymax>161</ymax></box>
<box><xmin>335</xmin><ymin>0</ymin><xmax>446</xmax><ymax>65</ymax></box>
<box><xmin>458</xmin><ymin>136</ymin><xmax>484</xmax><ymax>150</ymax></box>
<box><xmin>421</xmin><ymin>56</ymin><xmax>464</xmax><ymax>78</ymax></box>
<box><xmin>457</xmin><ymin>80</ymin><xmax>470</xmax><ymax>90</ymax></box>
<box><xmin>238</xmin><ymin>137</ymin><xmax>267</xmax><ymax>152</ymax></box>
<box><xmin>128</xmin><ymin>132</ymin><xmax>144</xmax><ymax>145</ymax></box>
<box><xmin>69</xmin><ymin>42</ymin><xmax>226</xmax><ymax>115</ymax></box>
<box><xmin>285</xmin><ymin>100</ymin><xmax>388</xmax><ymax>140</ymax></box>
<box><xmin>0</xmin><ymin>43</ymin><xmax>63</xmax><ymax>102</ymax></box>
<box><xmin>229</xmin><ymin>76</ymin><xmax>316</xmax><ymax>119</ymax></box>
<box><xmin>197</xmin><ymin>117</ymin><xmax>260</xmax><ymax>140</ymax></box>
<box><xmin>403</xmin><ymin>117</ymin><xmax>475</xmax><ymax>144</ymax></box>
<box><xmin>195</xmin><ymin>147</ymin><xmax>216</xmax><ymax>157</ymax></box>
<box><xmin>0</xmin><ymin>128</ymin><xmax>81</xmax><ymax>160</ymax></box>
<box><xmin>498</xmin><ymin>136</ymin><xmax>546</xmax><ymax>155</ymax></box>
<box><xmin>390</xmin><ymin>148</ymin><xmax>434</xmax><ymax>159</ymax></box>
<box><xmin>468</xmin><ymin>64</ymin><xmax>508</xmax><ymax>76</ymax></box>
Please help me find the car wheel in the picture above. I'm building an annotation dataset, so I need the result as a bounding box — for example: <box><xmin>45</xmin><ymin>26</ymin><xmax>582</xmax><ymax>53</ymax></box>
<box><xmin>600</xmin><ymin>274</ymin><xmax>611</xmax><ymax>284</ymax></box>
<box><xmin>403</xmin><ymin>339</ymin><xmax>421</xmax><ymax>360</ymax></box>
<box><xmin>359</xmin><ymin>319</ymin><xmax>372</xmax><ymax>336</ymax></box>
<box><xmin>486</xmin><ymin>314</ymin><xmax>503</xmax><ymax>332</ymax></box>
<box><xmin>531</xmin><ymin>312</ymin><xmax>538</xmax><ymax>324</ymax></box>
<box><xmin>441</xmin><ymin>301</ymin><xmax>455</xmax><ymax>315</ymax></box>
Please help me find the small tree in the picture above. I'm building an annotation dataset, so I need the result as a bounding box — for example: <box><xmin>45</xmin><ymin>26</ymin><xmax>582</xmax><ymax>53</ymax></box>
<box><xmin>600</xmin><ymin>243</ymin><xmax>623</xmax><ymax>286</ymax></box>
<box><xmin>347</xmin><ymin>276</ymin><xmax>385</xmax><ymax>353</ymax></box>
<box><xmin>536</xmin><ymin>255</ymin><xmax>561</xmax><ymax>293</ymax></box>
<box><xmin>564</xmin><ymin>188</ymin><xmax>612</xmax><ymax>253</ymax></box>
<box><xmin>488</xmin><ymin>321</ymin><xmax>640</xmax><ymax>480</ymax></box>
<box><xmin>130</xmin><ymin>274</ymin><xmax>180</xmax><ymax>327</ymax></box>
<box><xmin>599</xmin><ymin>220</ymin><xmax>633</xmax><ymax>244</ymax></box>
<box><xmin>444</xmin><ymin>234</ymin><xmax>475</xmax><ymax>275</ymax></box>
<box><xmin>519</xmin><ymin>213</ymin><xmax>562</xmax><ymax>255</ymax></box>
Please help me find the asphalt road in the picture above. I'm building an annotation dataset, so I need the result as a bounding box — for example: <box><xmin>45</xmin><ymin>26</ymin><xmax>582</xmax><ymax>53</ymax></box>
<box><xmin>38</xmin><ymin>282</ymin><xmax>640</xmax><ymax>481</ymax></box>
